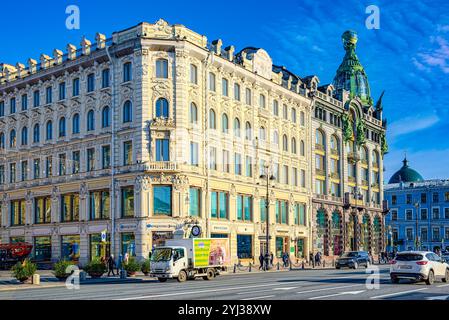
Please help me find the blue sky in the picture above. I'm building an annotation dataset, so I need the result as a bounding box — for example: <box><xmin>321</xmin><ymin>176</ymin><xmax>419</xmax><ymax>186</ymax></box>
<box><xmin>2</xmin><ymin>0</ymin><xmax>449</xmax><ymax>181</ymax></box>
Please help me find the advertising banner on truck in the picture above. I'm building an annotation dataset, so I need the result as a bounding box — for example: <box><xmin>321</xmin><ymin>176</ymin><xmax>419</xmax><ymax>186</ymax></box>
<box><xmin>193</xmin><ymin>238</ymin><xmax>230</xmax><ymax>268</ymax></box>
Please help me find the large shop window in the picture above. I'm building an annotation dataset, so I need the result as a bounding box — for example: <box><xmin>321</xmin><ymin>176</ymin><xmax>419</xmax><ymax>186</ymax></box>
<box><xmin>153</xmin><ymin>186</ymin><xmax>172</xmax><ymax>216</ymax></box>
<box><xmin>34</xmin><ymin>236</ymin><xmax>52</xmax><ymax>261</ymax></box>
<box><xmin>35</xmin><ymin>197</ymin><xmax>51</xmax><ymax>224</ymax></box>
<box><xmin>61</xmin><ymin>235</ymin><xmax>80</xmax><ymax>262</ymax></box>
<box><xmin>211</xmin><ymin>191</ymin><xmax>228</xmax><ymax>220</ymax></box>
<box><xmin>10</xmin><ymin>237</ymin><xmax>25</xmax><ymax>243</ymax></box>
<box><xmin>11</xmin><ymin>200</ymin><xmax>26</xmax><ymax>226</ymax></box>
<box><xmin>275</xmin><ymin>237</ymin><xmax>286</xmax><ymax>258</ymax></box>
<box><xmin>90</xmin><ymin>233</ymin><xmax>110</xmax><ymax>261</ymax></box>
<box><xmin>89</xmin><ymin>190</ymin><xmax>110</xmax><ymax>220</ymax></box>
<box><xmin>189</xmin><ymin>188</ymin><xmax>200</xmax><ymax>217</ymax></box>
<box><xmin>121</xmin><ymin>233</ymin><xmax>136</xmax><ymax>256</ymax></box>
<box><xmin>121</xmin><ymin>187</ymin><xmax>134</xmax><ymax>218</ymax></box>
<box><xmin>237</xmin><ymin>234</ymin><xmax>253</xmax><ymax>259</ymax></box>
<box><xmin>61</xmin><ymin>194</ymin><xmax>80</xmax><ymax>222</ymax></box>
<box><xmin>237</xmin><ymin>194</ymin><xmax>252</xmax><ymax>222</ymax></box>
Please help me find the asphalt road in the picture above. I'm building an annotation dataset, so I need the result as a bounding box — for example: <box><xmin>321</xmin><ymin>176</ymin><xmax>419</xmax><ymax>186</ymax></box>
<box><xmin>1</xmin><ymin>265</ymin><xmax>448</xmax><ymax>300</ymax></box>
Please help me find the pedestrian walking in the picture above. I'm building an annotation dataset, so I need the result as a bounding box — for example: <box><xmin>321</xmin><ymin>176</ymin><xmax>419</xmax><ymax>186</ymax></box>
<box><xmin>270</xmin><ymin>252</ymin><xmax>274</xmax><ymax>267</ymax></box>
<box><xmin>309</xmin><ymin>252</ymin><xmax>314</xmax><ymax>267</ymax></box>
<box><xmin>116</xmin><ymin>254</ymin><xmax>123</xmax><ymax>274</ymax></box>
<box><xmin>259</xmin><ymin>253</ymin><xmax>265</xmax><ymax>270</ymax></box>
<box><xmin>282</xmin><ymin>252</ymin><xmax>289</xmax><ymax>268</ymax></box>
<box><xmin>124</xmin><ymin>252</ymin><xmax>129</xmax><ymax>265</ymax></box>
<box><xmin>107</xmin><ymin>255</ymin><xmax>116</xmax><ymax>277</ymax></box>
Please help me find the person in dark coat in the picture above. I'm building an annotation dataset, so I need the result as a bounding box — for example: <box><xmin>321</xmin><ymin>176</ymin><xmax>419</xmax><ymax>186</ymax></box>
<box><xmin>259</xmin><ymin>253</ymin><xmax>265</xmax><ymax>270</ymax></box>
<box><xmin>270</xmin><ymin>252</ymin><xmax>274</xmax><ymax>266</ymax></box>
<box><xmin>107</xmin><ymin>255</ymin><xmax>116</xmax><ymax>277</ymax></box>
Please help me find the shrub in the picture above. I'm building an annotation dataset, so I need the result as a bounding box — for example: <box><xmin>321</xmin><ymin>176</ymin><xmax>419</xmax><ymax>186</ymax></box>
<box><xmin>53</xmin><ymin>260</ymin><xmax>74</xmax><ymax>280</ymax></box>
<box><xmin>123</xmin><ymin>257</ymin><xmax>141</xmax><ymax>274</ymax></box>
<box><xmin>141</xmin><ymin>259</ymin><xmax>151</xmax><ymax>274</ymax></box>
<box><xmin>83</xmin><ymin>258</ymin><xmax>107</xmax><ymax>277</ymax></box>
<box><xmin>11</xmin><ymin>259</ymin><xmax>37</xmax><ymax>282</ymax></box>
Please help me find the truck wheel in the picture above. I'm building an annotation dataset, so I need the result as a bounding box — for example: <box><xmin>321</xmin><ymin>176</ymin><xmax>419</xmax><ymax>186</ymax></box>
<box><xmin>203</xmin><ymin>268</ymin><xmax>215</xmax><ymax>280</ymax></box>
<box><xmin>158</xmin><ymin>278</ymin><xmax>167</xmax><ymax>283</ymax></box>
<box><xmin>177</xmin><ymin>270</ymin><xmax>187</xmax><ymax>283</ymax></box>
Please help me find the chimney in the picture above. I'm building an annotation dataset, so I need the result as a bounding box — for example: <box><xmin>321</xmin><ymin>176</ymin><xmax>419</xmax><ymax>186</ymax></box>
<box><xmin>225</xmin><ymin>46</ymin><xmax>235</xmax><ymax>61</ymax></box>
<box><xmin>211</xmin><ymin>39</ymin><xmax>222</xmax><ymax>55</ymax></box>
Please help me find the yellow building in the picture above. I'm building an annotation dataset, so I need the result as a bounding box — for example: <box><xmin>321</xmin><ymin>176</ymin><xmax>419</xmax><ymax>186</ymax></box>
<box><xmin>0</xmin><ymin>19</ymin><xmax>313</xmax><ymax>265</ymax></box>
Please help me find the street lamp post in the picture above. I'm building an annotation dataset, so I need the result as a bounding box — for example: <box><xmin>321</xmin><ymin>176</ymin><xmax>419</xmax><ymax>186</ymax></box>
<box><xmin>414</xmin><ymin>202</ymin><xmax>420</xmax><ymax>251</ymax></box>
<box><xmin>260</xmin><ymin>165</ymin><xmax>276</xmax><ymax>268</ymax></box>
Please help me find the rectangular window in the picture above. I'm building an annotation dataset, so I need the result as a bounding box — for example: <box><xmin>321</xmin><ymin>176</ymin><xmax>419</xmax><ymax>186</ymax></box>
<box><xmin>222</xmin><ymin>78</ymin><xmax>229</xmax><ymax>97</ymax></box>
<box><xmin>292</xmin><ymin>167</ymin><xmax>298</xmax><ymax>186</ymax></box>
<box><xmin>153</xmin><ymin>186</ymin><xmax>172</xmax><ymax>216</ymax></box>
<box><xmin>87</xmin><ymin>148</ymin><xmax>95</xmax><ymax>172</ymax></box>
<box><xmin>0</xmin><ymin>165</ymin><xmax>4</xmax><ymax>184</ymax></box>
<box><xmin>222</xmin><ymin>150</ymin><xmax>229</xmax><ymax>173</ymax></box>
<box><xmin>190</xmin><ymin>142</ymin><xmax>199</xmax><ymax>166</ymax></box>
<box><xmin>260</xmin><ymin>198</ymin><xmax>267</xmax><ymax>223</ymax></box>
<box><xmin>421</xmin><ymin>208</ymin><xmax>428</xmax><ymax>220</ymax></box>
<box><xmin>432</xmin><ymin>207</ymin><xmax>440</xmax><ymax>219</ymax></box>
<box><xmin>189</xmin><ymin>188</ymin><xmax>200</xmax><ymax>217</ymax></box>
<box><xmin>406</xmin><ymin>228</ymin><xmax>413</xmax><ymax>241</ymax></box>
<box><xmin>234</xmin><ymin>83</ymin><xmax>241</xmax><ymax>101</ymax></box>
<box><xmin>11</xmin><ymin>200</ymin><xmax>26</xmax><ymax>226</ymax></box>
<box><xmin>33</xmin><ymin>159</ymin><xmax>40</xmax><ymax>179</ymax></box>
<box><xmin>234</xmin><ymin>153</ymin><xmax>242</xmax><ymax>175</ymax></box>
<box><xmin>87</xmin><ymin>73</ymin><xmax>95</xmax><ymax>92</ymax></box>
<box><xmin>123</xmin><ymin>141</ymin><xmax>132</xmax><ymax>166</ymax></box>
<box><xmin>406</xmin><ymin>194</ymin><xmax>412</xmax><ymax>204</ymax></box>
<box><xmin>72</xmin><ymin>78</ymin><xmax>80</xmax><ymax>96</ymax></box>
<box><xmin>237</xmin><ymin>234</ymin><xmax>253</xmax><ymax>259</ymax></box>
<box><xmin>123</xmin><ymin>62</ymin><xmax>132</xmax><ymax>82</ymax></box>
<box><xmin>406</xmin><ymin>209</ymin><xmax>413</xmax><ymax>220</ymax></box>
<box><xmin>45</xmin><ymin>156</ymin><xmax>53</xmax><ymax>178</ymax></box>
<box><xmin>433</xmin><ymin>192</ymin><xmax>439</xmax><ymax>203</ymax></box>
<box><xmin>121</xmin><ymin>233</ymin><xmax>135</xmax><ymax>256</ymax></box>
<box><xmin>155</xmin><ymin>139</ymin><xmax>170</xmax><ymax>161</ymax></box>
<box><xmin>282</xmin><ymin>165</ymin><xmax>289</xmax><ymax>184</ymax></box>
<box><xmin>46</xmin><ymin>87</ymin><xmax>52</xmax><ymax>104</ymax></box>
<box><xmin>446</xmin><ymin>228</ymin><xmax>449</xmax><ymax>241</ymax></box>
<box><xmin>245</xmin><ymin>156</ymin><xmax>252</xmax><ymax>177</ymax></box>
<box><xmin>432</xmin><ymin>228</ymin><xmax>440</xmax><ymax>241</ymax></box>
<box><xmin>19</xmin><ymin>161</ymin><xmax>27</xmax><ymax>182</ymax></box>
<box><xmin>445</xmin><ymin>208</ymin><xmax>449</xmax><ymax>219</ymax></box>
<box><xmin>34</xmin><ymin>197</ymin><xmax>51</xmax><ymax>224</ymax></box>
<box><xmin>102</xmin><ymin>145</ymin><xmax>111</xmax><ymax>169</ymax></box>
<box><xmin>10</xmin><ymin>163</ymin><xmax>16</xmax><ymax>183</ymax></box>
<box><xmin>60</xmin><ymin>194</ymin><xmax>80</xmax><ymax>222</ymax></box>
<box><xmin>392</xmin><ymin>195</ymin><xmax>397</xmax><ymax>205</ymax></box>
<box><xmin>89</xmin><ymin>190</ymin><xmax>110</xmax><ymax>220</ymax></box>
<box><xmin>102</xmin><ymin>69</ymin><xmax>110</xmax><ymax>88</ymax></box>
<box><xmin>421</xmin><ymin>193</ymin><xmax>427</xmax><ymax>204</ymax></box>
<box><xmin>61</xmin><ymin>235</ymin><xmax>80</xmax><ymax>262</ymax></box>
<box><xmin>90</xmin><ymin>233</ymin><xmax>111</xmax><ymax>261</ymax></box>
<box><xmin>209</xmin><ymin>73</ymin><xmax>216</xmax><ymax>91</ymax></box>
<box><xmin>121</xmin><ymin>187</ymin><xmax>134</xmax><ymax>218</ymax></box>
<box><xmin>10</xmin><ymin>97</ymin><xmax>16</xmax><ymax>114</ymax></box>
<box><xmin>33</xmin><ymin>90</ymin><xmax>40</xmax><ymax>107</ymax></box>
<box><xmin>59</xmin><ymin>82</ymin><xmax>66</xmax><ymax>100</ymax></box>
<box><xmin>236</xmin><ymin>194</ymin><xmax>252</xmax><ymax>222</ymax></box>
<box><xmin>445</xmin><ymin>192</ymin><xmax>449</xmax><ymax>202</ymax></box>
<box><xmin>245</xmin><ymin>88</ymin><xmax>252</xmax><ymax>105</ymax></box>
<box><xmin>421</xmin><ymin>228</ymin><xmax>428</xmax><ymax>241</ymax></box>
<box><xmin>276</xmin><ymin>200</ymin><xmax>288</xmax><ymax>224</ymax></box>
<box><xmin>391</xmin><ymin>210</ymin><xmax>398</xmax><ymax>221</ymax></box>
<box><xmin>58</xmin><ymin>153</ymin><xmax>66</xmax><ymax>176</ymax></box>
<box><xmin>155</xmin><ymin>60</ymin><xmax>167</xmax><ymax>78</ymax></box>
<box><xmin>301</xmin><ymin>169</ymin><xmax>306</xmax><ymax>188</ymax></box>
<box><xmin>209</xmin><ymin>147</ymin><xmax>217</xmax><ymax>170</ymax></box>
<box><xmin>210</xmin><ymin>191</ymin><xmax>228</xmax><ymax>220</ymax></box>
<box><xmin>190</xmin><ymin>64</ymin><xmax>198</xmax><ymax>84</ymax></box>
<box><xmin>72</xmin><ymin>151</ymin><xmax>80</xmax><ymax>174</ymax></box>
<box><xmin>259</xmin><ymin>94</ymin><xmax>266</xmax><ymax>108</ymax></box>
<box><xmin>0</xmin><ymin>101</ymin><xmax>4</xmax><ymax>116</ymax></box>
<box><xmin>34</xmin><ymin>236</ymin><xmax>52</xmax><ymax>261</ymax></box>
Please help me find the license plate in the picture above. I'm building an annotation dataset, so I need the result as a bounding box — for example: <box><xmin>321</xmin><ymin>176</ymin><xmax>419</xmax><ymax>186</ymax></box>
<box><xmin>399</xmin><ymin>265</ymin><xmax>412</xmax><ymax>270</ymax></box>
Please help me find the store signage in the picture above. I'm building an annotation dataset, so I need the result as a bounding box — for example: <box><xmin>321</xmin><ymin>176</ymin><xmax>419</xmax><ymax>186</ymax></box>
<box><xmin>258</xmin><ymin>236</ymin><xmax>272</xmax><ymax>240</ymax></box>
<box><xmin>146</xmin><ymin>223</ymin><xmax>183</xmax><ymax>230</ymax></box>
<box><xmin>119</xmin><ymin>224</ymin><xmax>137</xmax><ymax>231</ymax></box>
<box><xmin>101</xmin><ymin>230</ymin><xmax>107</xmax><ymax>242</ymax></box>
<box><xmin>212</xmin><ymin>225</ymin><xmax>229</xmax><ymax>232</ymax></box>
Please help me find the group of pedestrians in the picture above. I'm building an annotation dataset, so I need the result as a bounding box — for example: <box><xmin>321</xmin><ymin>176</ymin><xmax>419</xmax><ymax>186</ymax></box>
<box><xmin>309</xmin><ymin>251</ymin><xmax>322</xmax><ymax>267</ymax></box>
<box><xmin>258</xmin><ymin>252</ymin><xmax>291</xmax><ymax>270</ymax></box>
<box><xmin>100</xmin><ymin>253</ymin><xmax>129</xmax><ymax>277</ymax></box>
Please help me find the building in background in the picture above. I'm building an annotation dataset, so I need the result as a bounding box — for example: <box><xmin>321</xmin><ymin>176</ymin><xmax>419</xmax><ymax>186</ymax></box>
<box><xmin>384</xmin><ymin>158</ymin><xmax>449</xmax><ymax>253</ymax></box>
<box><xmin>0</xmin><ymin>19</ymin><xmax>312</xmax><ymax>265</ymax></box>
<box><xmin>310</xmin><ymin>30</ymin><xmax>388</xmax><ymax>260</ymax></box>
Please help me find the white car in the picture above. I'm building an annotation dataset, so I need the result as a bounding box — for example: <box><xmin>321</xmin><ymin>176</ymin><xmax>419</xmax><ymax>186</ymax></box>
<box><xmin>390</xmin><ymin>251</ymin><xmax>449</xmax><ymax>285</ymax></box>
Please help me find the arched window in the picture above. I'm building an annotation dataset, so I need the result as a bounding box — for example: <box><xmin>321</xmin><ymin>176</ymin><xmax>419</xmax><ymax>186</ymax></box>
<box><xmin>245</xmin><ymin>122</ymin><xmax>252</xmax><ymax>140</ymax></box>
<box><xmin>291</xmin><ymin>138</ymin><xmax>297</xmax><ymax>154</ymax></box>
<box><xmin>21</xmin><ymin>127</ymin><xmax>28</xmax><ymax>145</ymax></box>
<box><xmin>209</xmin><ymin>109</ymin><xmax>216</xmax><ymax>129</ymax></box>
<box><xmin>259</xmin><ymin>127</ymin><xmax>266</xmax><ymax>140</ymax></box>
<box><xmin>46</xmin><ymin>121</ymin><xmax>53</xmax><ymax>140</ymax></box>
<box><xmin>259</xmin><ymin>94</ymin><xmax>266</xmax><ymax>108</ymax></box>
<box><xmin>330</xmin><ymin>135</ymin><xmax>339</xmax><ymax>154</ymax></box>
<box><xmin>189</xmin><ymin>103</ymin><xmax>198</xmax><ymax>124</ymax></box>
<box><xmin>300</xmin><ymin>111</ymin><xmax>305</xmax><ymax>126</ymax></box>
<box><xmin>155</xmin><ymin>98</ymin><xmax>168</xmax><ymax>118</ymax></box>
<box><xmin>315</xmin><ymin>129</ymin><xmax>325</xmax><ymax>146</ymax></box>
<box><xmin>10</xmin><ymin>130</ymin><xmax>16</xmax><ymax>148</ymax></box>
<box><xmin>33</xmin><ymin>124</ymin><xmax>40</xmax><ymax>143</ymax></box>
<box><xmin>282</xmin><ymin>134</ymin><xmax>288</xmax><ymax>151</ymax></box>
<box><xmin>221</xmin><ymin>113</ymin><xmax>229</xmax><ymax>134</ymax></box>
<box><xmin>102</xmin><ymin>106</ymin><xmax>111</xmax><ymax>128</ymax></box>
<box><xmin>273</xmin><ymin>131</ymin><xmax>279</xmax><ymax>145</ymax></box>
<box><xmin>59</xmin><ymin>117</ymin><xmax>66</xmax><ymax>137</ymax></box>
<box><xmin>72</xmin><ymin>114</ymin><xmax>80</xmax><ymax>134</ymax></box>
<box><xmin>233</xmin><ymin>118</ymin><xmax>240</xmax><ymax>137</ymax></box>
<box><xmin>0</xmin><ymin>132</ymin><xmax>4</xmax><ymax>149</ymax></box>
<box><xmin>372</xmin><ymin>150</ymin><xmax>380</xmax><ymax>167</ymax></box>
<box><xmin>123</xmin><ymin>101</ymin><xmax>133</xmax><ymax>123</ymax></box>
<box><xmin>87</xmin><ymin>110</ymin><xmax>95</xmax><ymax>131</ymax></box>
<box><xmin>156</xmin><ymin>59</ymin><xmax>168</xmax><ymax>78</ymax></box>
<box><xmin>361</xmin><ymin>147</ymin><xmax>369</xmax><ymax>163</ymax></box>
<box><xmin>300</xmin><ymin>140</ymin><xmax>305</xmax><ymax>156</ymax></box>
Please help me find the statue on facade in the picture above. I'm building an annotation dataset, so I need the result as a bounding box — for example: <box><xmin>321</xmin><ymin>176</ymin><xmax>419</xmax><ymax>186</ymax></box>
<box><xmin>356</xmin><ymin>118</ymin><xmax>366</xmax><ymax>147</ymax></box>
<box><xmin>342</xmin><ymin>113</ymin><xmax>353</xmax><ymax>143</ymax></box>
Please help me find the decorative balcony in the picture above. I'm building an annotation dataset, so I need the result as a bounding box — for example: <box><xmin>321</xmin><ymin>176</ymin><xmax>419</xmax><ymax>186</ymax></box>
<box><xmin>361</xmin><ymin>180</ymin><xmax>369</xmax><ymax>187</ymax></box>
<box><xmin>347</xmin><ymin>152</ymin><xmax>360</xmax><ymax>163</ymax></box>
<box><xmin>330</xmin><ymin>172</ymin><xmax>340</xmax><ymax>180</ymax></box>
<box><xmin>315</xmin><ymin>168</ymin><xmax>326</xmax><ymax>177</ymax></box>
<box><xmin>348</xmin><ymin>176</ymin><xmax>356</xmax><ymax>183</ymax></box>
<box><xmin>146</xmin><ymin>161</ymin><xmax>179</xmax><ymax>172</ymax></box>
<box><xmin>315</xmin><ymin>144</ymin><xmax>325</xmax><ymax>152</ymax></box>
<box><xmin>330</xmin><ymin>149</ymin><xmax>339</xmax><ymax>156</ymax></box>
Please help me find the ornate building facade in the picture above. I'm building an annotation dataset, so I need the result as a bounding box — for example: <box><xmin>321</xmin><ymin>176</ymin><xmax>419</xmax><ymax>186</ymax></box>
<box><xmin>0</xmin><ymin>19</ymin><xmax>313</xmax><ymax>265</ymax></box>
<box><xmin>310</xmin><ymin>31</ymin><xmax>388</xmax><ymax>260</ymax></box>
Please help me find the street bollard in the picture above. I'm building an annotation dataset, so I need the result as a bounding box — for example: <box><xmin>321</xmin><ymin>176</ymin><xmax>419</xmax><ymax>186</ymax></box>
<box><xmin>32</xmin><ymin>274</ymin><xmax>40</xmax><ymax>285</ymax></box>
<box><xmin>249</xmin><ymin>263</ymin><xmax>252</xmax><ymax>272</ymax></box>
<box><xmin>233</xmin><ymin>264</ymin><xmax>236</xmax><ymax>273</ymax></box>
<box><xmin>289</xmin><ymin>260</ymin><xmax>292</xmax><ymax>271</ymax></box>
<box><xmin>120</xmin><ymin>269</ymin><xmax>127</xmax><ymax>279</ymax></box>
<box><xmin>333</xmin><ymin>259</ymin><xmax>335</xmax><ymax>267</ymax></box>
<box><xmin>277</xmin><ymin>262</ymin><xmax>280</xmax><ymax>270</ymax></box>
<box><xmin>302</xmin><ymin>261</ymin><xmax>305</xmax><ymax>269</ymax></box>
<box><xmin>323</xmin><ymin>260</ymin><xmax>326</xmax><ymax>268</ymax></box>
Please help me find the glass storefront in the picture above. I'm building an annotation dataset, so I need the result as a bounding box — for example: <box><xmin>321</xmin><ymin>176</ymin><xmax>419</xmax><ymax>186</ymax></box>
<box><xmin>10</xmin><ymin>237</ymin><xmax>25</xmax><ymax>243</ymax></box>
<box><xmin>296</xmin><ymin>239</ymin><xmax>305</xmax><ymax>258</ymax></box>
<box><xmin>276</xmin><ymin>236</ymin><xmax>289</xmax><ymax>258</ymax></box>
<box><xmin>121</xmin><ymin>233</ymin><xmax>136</xmax><ymax>256</ymax></box>
<box><xmin>61</xmin><ymin>235</ymin><xmax>80</xmax><ymax>262</ymax></box>
<box><xmin>316</xmin><ymin>209</ymin><xmax>326</xmax><ymax>252</ymax></box>
<box><xmin>34</xmin><ymin>236</ymin><xmax>52</xmax><ymax>261</ymax></box>
<box><xmin>211</xmin><ymin>234</ymin><xmax>228</xmax><ymax>238</ymax></box>
<box><xmin>90</xmin><ymin>233</ymin><xmax>110</xmax><ymax>261</ymax></box>
<box><xmin>331</xmin><ymin>212</ymin><xmax>342</xmax><ymax>256</ymax></box>
<box><xmin>121</xmin><ymin>187</ymin><xmax>134</xmax><ymax>218</ymax></box>
<box><xmin>237</xmin><ymin>234</ymin><xmax>252</xmax><ymax>259</ymax></box>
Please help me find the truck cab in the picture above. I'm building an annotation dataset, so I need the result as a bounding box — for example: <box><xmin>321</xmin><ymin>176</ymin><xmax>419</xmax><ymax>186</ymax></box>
<box><xmin>150</xmin><ymin>246</ymin><xmax>188</xmax><ymax>282</ymax></box>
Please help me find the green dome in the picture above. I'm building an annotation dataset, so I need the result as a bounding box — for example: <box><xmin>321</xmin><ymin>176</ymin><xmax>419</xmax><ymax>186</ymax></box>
<box><xmin>333</xmin><ymin>30</ymin><xmax>373</xmax><ymax>106</ymax></box>
<box><xmin>389</xmin><ymin>158</ymin><xmax>424</xmax><ymax>184</ymax></box>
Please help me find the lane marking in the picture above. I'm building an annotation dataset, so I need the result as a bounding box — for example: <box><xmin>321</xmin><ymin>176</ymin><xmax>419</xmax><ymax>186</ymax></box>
<box><xmin>296</xmin><ymin>284</ymin><xmax>362</xmax><ymax>295</ymax></box>
<box><xmin>437</xmin><ymin>284</ymin><xmax>449</xmax><ymax>288</ymax></box>
<box><xmin>273</xmin><ymin>287</ymin><xmax>298</xmax><ymax>291</ymax></box>
<box><xmin>370</xmin><ymin>288</ymin><xmax>429</xmax><ymax>300</ymax></box>
<box><xmin>241</xmin><ymin>295</ymin><xmax>275</xmax><ymax>300</ymax></box>
<box><xmin>426</xmin><ymin>295</ymin><xmax>449</xmax><ymax>300</ymax></box>
<box><xmin>116</xmin><ymin>282</ymin><xmax>281</xmax><ymax>300</ymax></box>
<box><xmin>309</xmin><ymin>290</ymin><xmax>366</xmax><ymax>300</ymax></box>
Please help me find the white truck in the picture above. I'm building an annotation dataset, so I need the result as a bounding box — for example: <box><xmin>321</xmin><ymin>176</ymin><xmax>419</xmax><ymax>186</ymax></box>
<box><xmin>150</xmin><ymin>238</ymin><xmax>230</xmax><ymax>282</ymax></box>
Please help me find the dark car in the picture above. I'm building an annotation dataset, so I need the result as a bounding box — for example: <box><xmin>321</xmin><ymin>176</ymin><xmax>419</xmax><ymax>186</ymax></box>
<box><xmin>336</xmin><ymin>251</ymin><xmax>370</xmax><ymax>269</ymax></box>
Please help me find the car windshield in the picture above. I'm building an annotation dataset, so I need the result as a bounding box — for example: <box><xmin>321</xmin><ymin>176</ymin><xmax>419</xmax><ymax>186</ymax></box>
<box><xmin>341</xmin><ymin>252</ymin><xmax>358</xmax><ymax>258</ymax></box>
<box><xmin>396</xmin><ymin>254</ymin><xmax>423</xmax><ymax>261</ymax></box>
<box><xmin>151</xmin><ymin>248</ymin><xmax>172</xmax><ymax>262</ymax></box>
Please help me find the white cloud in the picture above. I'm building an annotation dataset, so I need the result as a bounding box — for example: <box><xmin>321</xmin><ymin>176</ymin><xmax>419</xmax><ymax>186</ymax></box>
<box><xmin>388</xmin><ymin>113</ymin><xmax>439</xmax><ymax>138</ymax></box>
